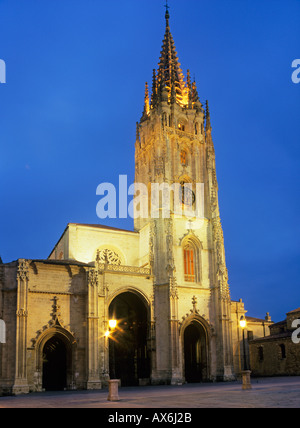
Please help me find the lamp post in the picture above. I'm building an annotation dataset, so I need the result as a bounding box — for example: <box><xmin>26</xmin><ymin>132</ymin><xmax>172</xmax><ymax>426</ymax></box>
<box><xmin>106</xmin><ymin>319</ymin><xmax>120</xmax><ymax>401</ymax></box>
<box><xmin>240</xmin><ymin>315</ymin><xmax>247</xmax><ymax>371</ymax></box>
<box><xmin>239</xmin><ymin>315</ymin><xmax>252</xmax><ymax>390</ymax></box>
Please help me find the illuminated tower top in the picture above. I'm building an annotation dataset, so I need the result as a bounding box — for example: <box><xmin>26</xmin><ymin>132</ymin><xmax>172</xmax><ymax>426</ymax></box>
<box><xmin>141</xmin><ymin>5</ymin><xmax>203</xmax><ymax>119</ymax></box>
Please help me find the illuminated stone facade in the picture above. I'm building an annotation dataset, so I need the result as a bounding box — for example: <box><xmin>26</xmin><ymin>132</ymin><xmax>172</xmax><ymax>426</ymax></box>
<box><xmin>0</xmin><ymin>9</ymin><xmax>273</xmax><ymax>395</ymax></box>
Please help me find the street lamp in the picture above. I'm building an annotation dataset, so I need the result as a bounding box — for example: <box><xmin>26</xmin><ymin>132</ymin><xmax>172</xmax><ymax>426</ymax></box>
<box><xmin>240</xmin><ymin>315</ymin><xmax>247</xmax><ymax>371</ymax></box>
<box><xmin>105</xmin><ymin>319</ymin><xmax>117</xmax><ymax>338</ymax></box>
<box><xmin>106</xmin><ymin>319</ymin><xmax>120</xmax><ymax>402</ymax></box>
<box><xmin>240</xmin><ymin>315</ymin><xmax>246</xmax><ymax>330</ymax></box>
<box><xmin>109</xmin><ymin>319</ymin><xmax>117</xmax><ymax>330</ymax></box>
<box><xmin>239</xmin><ymin>315</ymin><xmax>252</xmax><ymax>390</ymax></box>
<box><xmin>106</xmin><ymin>319</ymin><xmax>117</xmax><ymax>379</ymax></box>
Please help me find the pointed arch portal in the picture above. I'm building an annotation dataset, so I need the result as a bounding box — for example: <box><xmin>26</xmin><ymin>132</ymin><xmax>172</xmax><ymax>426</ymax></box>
<box><xmin>42</xmin><ymin>336</ymin><xmax>67</xmax><ymax>391</ymax></box>
<box><xmin>108</xmin><ymin>291</ymin><xmax>150</xmax><ymax>386</ymax></box>
<box><xmin>183</xmin><ymin>320</ymin><xmax>209</xmax><ymax>383</ymax></box>
<box><xmin>35</xmin><ymin>326</ymin><xmax>76</xmax><ymax>392</ymax></box>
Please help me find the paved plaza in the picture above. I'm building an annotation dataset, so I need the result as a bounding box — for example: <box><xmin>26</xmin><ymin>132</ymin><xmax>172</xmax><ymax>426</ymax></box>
<box><xmin>0</xmin><ymin>377</ymin><xmax>299</xmax><ymax>409</ymax></box>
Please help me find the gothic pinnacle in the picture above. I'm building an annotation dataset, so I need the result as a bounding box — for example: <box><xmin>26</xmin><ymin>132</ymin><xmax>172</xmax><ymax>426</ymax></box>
<box><xmin>187</xmin><ymin>69</ymin><xmax>193</xmax><ymax>108</ymax></box>
<box><xmin>170</xmin><ymin>63</ymin><xmax>177</xmax><ymax>104</ymax></box>
<box><xmin>205</xmin><ymin>100</ymin><xmax>212</xmax><ymax>131</ymax></box>
<box><xmin>143</xmin><ymin>82</ymin><xmax>150</xmax><ymax>116</ymax></box>
<box><xmin>136</xmin><ymin>122</ymin><xmax>140</xmax><ymax>144</ymax></box>
<box><xmin>151</xmin><ymin>69</ymin><xmax>158</xmax><ymax>108</ymax></box>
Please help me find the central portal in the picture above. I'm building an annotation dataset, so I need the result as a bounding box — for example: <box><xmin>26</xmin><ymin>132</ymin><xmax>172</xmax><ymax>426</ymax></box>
<box><xmin>109</xmin><ymin>292</ymin><xmax>150</xmax><ymax>386</ymax></box>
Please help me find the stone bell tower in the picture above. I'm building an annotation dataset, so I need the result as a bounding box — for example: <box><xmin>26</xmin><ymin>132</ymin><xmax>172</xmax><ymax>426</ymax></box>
<box><xmin>134</xmin><ymin>7</ymin><xmax>235</xmax><ymax>383</ymax></box>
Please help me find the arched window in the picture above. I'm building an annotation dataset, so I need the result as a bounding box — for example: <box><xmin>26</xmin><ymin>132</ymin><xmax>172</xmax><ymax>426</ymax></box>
<box><xmin>162</xmin><ymin>112</ymin><xmax>167</xmax><ymax>127</ymax></box>
<box><xmin>258</xmin><ymin>346</ymin><xmax>264</xmax><ymax>362</ymax></box>
<box><xmin>279</xmin><ymin>344</ymin><xmax>286</xmax><ymax>359</ymax></box>
<box><xmin>180</xmin><ymin>150</ymin><xmax>187</xmax><ymax>166</ymax></box>
<box><xmin>0</xmin><ymin>319</ymin><xmax>6</xmax><ymax>344</ymax></box>
<box><xmin>184</xmin><ymin>245</ymin><xmax>195</xmax><ymax>282</ymax></box>
<box><xmin>96</xmin><ymin>249</ymin><xmax>122</xmax><ymax>265</ymax></box>
<box><xmin>183</xmin><ymin>238</ymin><xmax>202</xmax><ymax>283</ymax></box>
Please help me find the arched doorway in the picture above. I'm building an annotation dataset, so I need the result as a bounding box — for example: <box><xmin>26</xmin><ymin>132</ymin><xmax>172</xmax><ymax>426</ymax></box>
<box><xmin>109</xmin><ymin>291</ymin><xmax>150</xmax><ymax>386</ymax></box>
<box><xmin>42</xmin><ymin>336</ymin><xmax>67</xmax><ymax>391</ymax></box>
<box><xmin>184</xmin><ymin>321</ymin><xmax>208</xmax><ymax>383</ymax></box>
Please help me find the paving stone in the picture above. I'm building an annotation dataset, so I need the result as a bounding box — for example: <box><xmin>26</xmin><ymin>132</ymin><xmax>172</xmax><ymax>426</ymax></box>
<box><xmin>0</xmin><ymin>377</ymin><xmax>299</xmax><ymax>409</ymax></box>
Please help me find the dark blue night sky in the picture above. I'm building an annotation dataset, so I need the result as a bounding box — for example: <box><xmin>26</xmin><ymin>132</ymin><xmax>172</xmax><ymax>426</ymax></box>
<box><xmin>0</xmin><ymin>0</ymin><xmax>299</xmax><ymax>322</ymax></box>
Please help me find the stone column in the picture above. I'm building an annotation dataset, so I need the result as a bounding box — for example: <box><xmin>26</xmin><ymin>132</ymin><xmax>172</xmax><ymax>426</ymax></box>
<box><xmin>86</xmin><ymin>268</ymin><xmax>102</xmax><ymax>390</ymax></box>
<box><xmin>13</xmin><ymin>260</ymin><xmax>30</xmax><ymax>395</ymax></box>
<box><xmin>169</xmin><ymin>283</ymin><xmax>182</xmax><ymax>385</ymax></box>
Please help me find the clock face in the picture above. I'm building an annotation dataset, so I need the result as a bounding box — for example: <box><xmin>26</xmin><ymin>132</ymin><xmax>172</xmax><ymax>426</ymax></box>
<box><xmin>180</xmin><ymin>183</ymin><xmax>195</xmax><ymax>207</ymax></box>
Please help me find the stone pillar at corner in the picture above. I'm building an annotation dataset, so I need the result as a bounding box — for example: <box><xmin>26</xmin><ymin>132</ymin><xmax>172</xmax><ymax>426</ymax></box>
<box><xmin>12</xmin><ymin>259</ymin><xmax>30</xmax><ymax>395</ymax></box>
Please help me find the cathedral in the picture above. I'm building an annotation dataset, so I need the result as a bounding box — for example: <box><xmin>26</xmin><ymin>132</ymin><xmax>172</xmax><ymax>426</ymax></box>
<box><xmin>0</xmin><ymin>8</ymin><xmax>272</xmax><ymax>395</ymax></box>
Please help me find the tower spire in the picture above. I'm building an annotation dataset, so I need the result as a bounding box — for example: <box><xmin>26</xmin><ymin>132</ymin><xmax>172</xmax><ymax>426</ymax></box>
<box><xmin>146</xmin><ymin>3</ymin><xmax>203</xmax><ymax>113</ymax></box>
<box><xmin>156</xmin><ymin>2</ymin><xmax>188</xmax><ymax>107</ymax></box>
